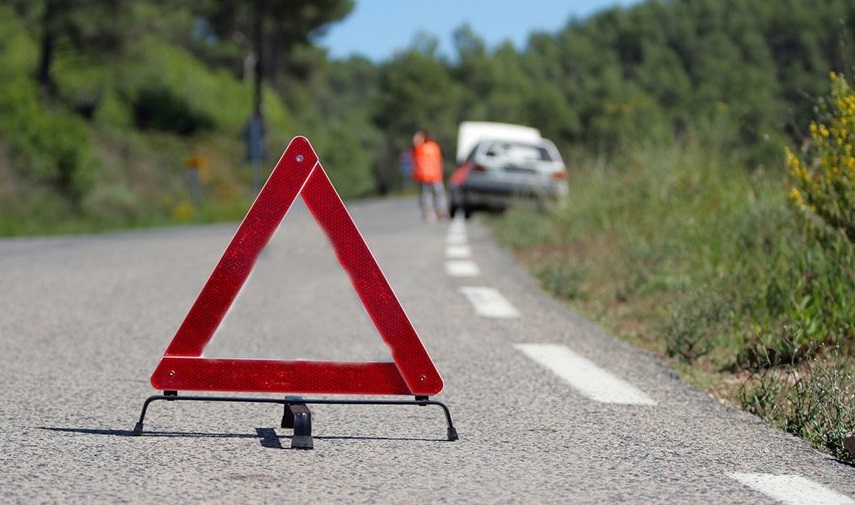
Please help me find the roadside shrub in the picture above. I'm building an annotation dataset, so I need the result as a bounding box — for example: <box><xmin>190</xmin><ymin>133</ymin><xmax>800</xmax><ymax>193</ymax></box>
<box><xmin>0</xmin><ymin>80</ymin><xmax>96</xmax><ymax>204</ymax></box>
<box><xmin>733</xmin><ymin>73</ymin><xmax>855</xmax><ymax>462</ymax></box>
<box><xmin>666</xmin><ymin>289</ymin><xmax>729</xmax><ymax>364</ymax></box>
<box><xmin>787</xmin><ymin>72</ymin><xmax>855</xmax><ymax>244</ymax></box>
<box><xmin>736</xmin><ymin>235</ymin><xmax>855</xmax><ymax>368</ymax></box>
<box><xmin>0</xmin><ymin>11</ymin><xmax>96</xmax><ymax>204</ymax></box>
<box><xmin>666</xmin><ymin>74</ymin><xmax>855</xmax><ymax>371</ymax></box>
<box><xmin>740</xmin><ymin>72</ymin><xmax>855</xmax><ymax>367</ymax></box>
<box><xmin>132</xmin><ymin>86</ymin><xmax>214</xmax><ymax>135</ymax></box>
<box><xmin>310</xmin><ymin>118</ymin><xmax>378</xmax><ymax>199</ymax></box>
<box><xmin>535</xmin><ymin>261</ymin><xmax>587</xmax><ymax>301</ymax></box>
<box><xmin>120</xmin><ymin>37</ymin><xmax>292</xmax><ymax>137</ymax></box>
<box><xmin>740</xmin><ymin>357</ymin><xmax>855</xmax><ymax>463</ymax></box>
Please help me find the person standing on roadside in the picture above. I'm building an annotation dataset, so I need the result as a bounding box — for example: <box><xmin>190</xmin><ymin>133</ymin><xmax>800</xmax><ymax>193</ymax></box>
<box><xmin>411</xmin><ymin>129</ymin><xmax>448</xmax><ymax>221</ymax></box>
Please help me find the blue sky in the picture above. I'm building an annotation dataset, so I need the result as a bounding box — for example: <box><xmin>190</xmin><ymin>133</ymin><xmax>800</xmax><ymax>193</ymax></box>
<box><xmin>319</xmin><ymin>0</ymin><xmax>642</xmax><ymax>62</ymax></box>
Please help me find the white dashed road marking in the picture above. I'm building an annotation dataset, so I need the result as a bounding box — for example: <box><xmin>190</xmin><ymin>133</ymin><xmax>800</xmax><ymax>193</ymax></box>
<box><xmin>445</xmin><ymin>260</ymin><xmax>480</xmax><ymax>277</ymax></box>
<box><xmin>445</xmin><ymin>245</ymin><xmax>471</xmax><ymax>258</ymax></box>
<box><xmin>445</xmin><ymin>218</ymin><xmax>850</xmax><ymax>501</ymax></box>
<box><xmin>729</xmin><ymin>473</ymin><xmax>854</xmax><ymax>505</ymax></box>
<box><xmin>448</xmin><ymin>217</ymin><xmax>466</xmax><ymax>232</ymax></box>
<box><xmin>445</xmin><ymin>217</ymin><xmax>478</xmax><ymax>277</ymax></box>
<box><xmin>514</xmin><ymin>343</ymin><xmax>657</xmax><ymax>405</ymax></box>
<box><xmin>446</xmin><ymin>232</ymin><xmax>467</xmax><ymax>245</ymax></box>
<box><xmin>459</xmin><ymin>287</ymin><xmax>520</xmax><ymax>318</ymax></box>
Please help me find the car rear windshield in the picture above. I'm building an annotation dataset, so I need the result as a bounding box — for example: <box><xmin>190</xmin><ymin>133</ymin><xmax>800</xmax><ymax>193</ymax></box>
<box><xmin>481</xmin><ymin>142</ymin><xmax>554</xmax><ymax>163</ymax></box>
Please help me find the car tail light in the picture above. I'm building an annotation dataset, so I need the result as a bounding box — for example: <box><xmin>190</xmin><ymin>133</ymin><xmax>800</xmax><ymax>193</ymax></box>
<box><xmin>450</xmin><ymin>163</ymin><xmax>472</xmax><ymax>185</ymax></box>
<box><xmin>552</xmin><ymin>170</ymin><xmax>567</xmax><ymax>180</ymax></box>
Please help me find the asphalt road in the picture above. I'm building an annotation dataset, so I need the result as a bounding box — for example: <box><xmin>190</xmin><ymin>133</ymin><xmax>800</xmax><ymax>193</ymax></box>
<box><xmin>1</xmin><ymin>196</ymin><xmax>853</xmax><ymax>504</ymax></box>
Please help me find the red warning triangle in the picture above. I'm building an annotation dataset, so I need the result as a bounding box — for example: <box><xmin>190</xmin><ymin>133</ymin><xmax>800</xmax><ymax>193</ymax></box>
<box><xmin>151</xmin><ymin>136</ymin><xmax>443</xmax><ymax>396</ymax></box>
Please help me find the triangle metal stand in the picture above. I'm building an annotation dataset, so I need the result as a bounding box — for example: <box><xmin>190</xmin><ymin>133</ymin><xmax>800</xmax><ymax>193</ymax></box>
<box><xmin>133</xmin><ymin>391</ymin><xmax>458</xmax><ymax>449</ymax></box>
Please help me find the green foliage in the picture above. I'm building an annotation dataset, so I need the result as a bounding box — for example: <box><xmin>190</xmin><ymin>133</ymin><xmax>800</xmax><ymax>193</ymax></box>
<box><xmin>132</xmin><ymin>86</ymin><xmax>215</xmax><ymax>135</ymax></box>
<box><xmin>492</xmin><ymin>124</ymin><xmax>855</xmax><ymax>461</ymax></box>
<box><xmin>375</xmin><ymin>47</ymin><xmax>463</xmax><ymax>145</ymax></box>
<box><xmin>93</xmin><ymin>88</ymin><xmax>133</xmax><ymax>128</ymax></box>
<box><xmin>737</xmin><ymin>235</ymin><xmax>855</xmax><ymax>368</ymax></box>
<box><xmin>311</xmin><ymin>119</ymin><xmax>377</xmax><ymax>199</ymax></box>
<box><xmin>788</xmin><ymin>72</ymin><xmax>855</xmax><ymax>243</ymax></box>
<box><xmin>288</xmin><ymin>56</ymin><xmax>382</xmax><ymax>198</ymax></box>
<box><xmin>372</xmin><ymin>47</ymin><xmax>464</xmax><ymax>191</ymax></box>
<box><xmin>0</xmin><ymin>7</ymin><xmax>38</xmax><ymax>76</ymax></box>
<box><xmin>199</xmin><ymin>0</ymin><xmax>354</xmax><ymax>67</ymax></box>
<box><xmin>740</xmin><ymin>358</ymin><xmax>855</xmax><ymax>463</ymax></box>
<box><xmin>0</xmin><ymin>8</ymin><xmax>96</xmax><ymax>204</ymax></box>
<box><xmin>3</xmin><ymin>0</ymin><xmax>855</xmax><ymax>219</ymax></box>
<box><xmin>728</xmin><ymin>73</ymin><xmax>855</xmax><ymax>370</ymax></box>
<box><xmin>117</xmin><ymin>37</ymin><xmax>292</xmax><ymax>136</ymax></box>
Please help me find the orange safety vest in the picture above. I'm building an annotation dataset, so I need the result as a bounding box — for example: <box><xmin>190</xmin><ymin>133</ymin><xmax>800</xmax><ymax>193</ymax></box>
<box><xmin>412</xmin><ymin>140</ymin><xmax>443</xmax><ymax>183</ymax></box>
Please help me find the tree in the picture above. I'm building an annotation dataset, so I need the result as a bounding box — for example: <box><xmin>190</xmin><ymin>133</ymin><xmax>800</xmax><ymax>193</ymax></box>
<box><xmin>451</xmin><ymin>24</ymin><xmax>493</xmax><ymax>120</ymax></box>
<box><xmin>483</xmin><ymin>43</ymin><xmax>532</xmax><ymax>124</ymax></box>
<box><xmin>373</xmin><ymin>42</ymin><xmax>464</xmax><ymax>192</ymax></box>
<box><xmin>10</xmin><ymin>0</ymin><xmax>131</xmax><ymax>100</ymax></box>
<box><xmin>199</xmin><ymin>0</ymin><xmax>353</xmax><ymax>117</ymax></box>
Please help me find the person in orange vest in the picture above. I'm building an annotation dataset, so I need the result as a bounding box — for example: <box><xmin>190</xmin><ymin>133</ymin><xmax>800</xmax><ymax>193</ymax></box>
<box><xmin>411</xmin><ymin>129</ymin><xmax>448</xmax><ymax>221</ymax></box>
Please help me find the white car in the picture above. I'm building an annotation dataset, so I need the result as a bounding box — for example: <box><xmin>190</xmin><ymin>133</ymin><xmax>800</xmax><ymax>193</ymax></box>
<box><xmin>448</xmin><ymin>122</ymin><xmax>568</xmax><ymax>218</ymax></box>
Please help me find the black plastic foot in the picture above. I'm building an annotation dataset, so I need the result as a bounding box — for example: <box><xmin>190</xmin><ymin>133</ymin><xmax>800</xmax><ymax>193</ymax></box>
<box><xmin>133</xmin><ymin>422</ymin><xmax>144</xmax><ymax>436</ymax></box>
<box><xmin>288</xmin><ymin>403</ymin><xmax>313</xmax><ymax>450</ymax></box>
<box><xmin>281</xmin><ymin>395</ymin><xmax>301</xmax><ymax>428</ymax></box>
<box><xmin>447</xmin><ymin>427</ymin><xmax>459</xmax><ymax>441</ymax></box>
<box><xmin>292</xmin><ymin>434</ymin><xmax>313</xmax><ymax>450</ymax></box>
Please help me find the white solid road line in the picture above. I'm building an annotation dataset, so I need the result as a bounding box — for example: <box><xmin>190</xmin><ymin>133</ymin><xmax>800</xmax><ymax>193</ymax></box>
<box><xmin>514</xmin><ymin>343</ymin><xmax>657</xmax><ymax>405</ymax></box>
<box><xmin>729</xmin><ymin>473</ymin><xmax>854</xmax><ymax>505</ymax></box>
<box><xmin>459</xmin><ymin>287</ymin><xmax>520</xmax><ymax>318</ymax></box>
<box><xmin>445</xmin><ymin>260</ymin><xmax>480</xmax><ymax>277</ymax></box>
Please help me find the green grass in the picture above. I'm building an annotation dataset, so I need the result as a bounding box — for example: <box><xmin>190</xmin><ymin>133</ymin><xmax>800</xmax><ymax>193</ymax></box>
<box><xmin>492</xmin><ymin>135</ymin><xmax>855</xmax><ymax>463</ymax></box>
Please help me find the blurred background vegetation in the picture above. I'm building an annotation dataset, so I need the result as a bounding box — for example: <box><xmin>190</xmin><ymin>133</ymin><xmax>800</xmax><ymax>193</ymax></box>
<box><xmin>2</xmin><ymin>0</ymin><xmax>852</xmax><ymax>232</ymax></box>
<box><xmin>0</xmin><ymin>0</ymin><xmax>853</xmax><ymax>461</ymax></box>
